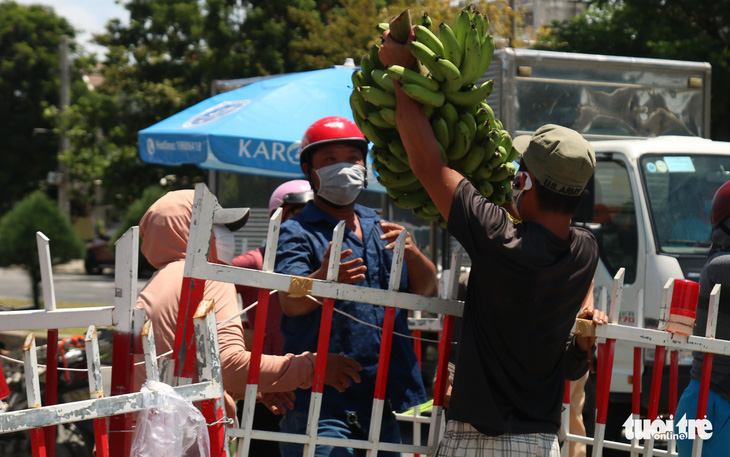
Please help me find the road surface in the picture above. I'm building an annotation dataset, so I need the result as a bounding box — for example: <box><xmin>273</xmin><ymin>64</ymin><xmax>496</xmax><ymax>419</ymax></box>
<box><xmin>0</xmin><ymin>261</ymin><xmax>149</xmax><ymax>306</ymax></box>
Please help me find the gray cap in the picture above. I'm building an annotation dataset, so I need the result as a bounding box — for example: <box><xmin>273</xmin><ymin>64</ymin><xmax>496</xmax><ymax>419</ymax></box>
<box><xmin>513</xmin><ymin>124</ymin><xmax>595</xmax><ymax>197</ymax></box>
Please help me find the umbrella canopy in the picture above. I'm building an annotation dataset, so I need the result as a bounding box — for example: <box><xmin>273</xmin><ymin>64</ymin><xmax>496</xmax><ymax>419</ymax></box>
<box><xmin>138</xmin><ymin>65</ymin><xmax>386</xmax><ymax>193</ymax></box>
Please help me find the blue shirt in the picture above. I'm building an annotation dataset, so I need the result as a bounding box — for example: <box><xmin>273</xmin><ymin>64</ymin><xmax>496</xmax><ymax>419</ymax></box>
<box><xmin>275</xmin><ymin>202</ymin><xmax>426</xmax><ymax>417</ymax></box>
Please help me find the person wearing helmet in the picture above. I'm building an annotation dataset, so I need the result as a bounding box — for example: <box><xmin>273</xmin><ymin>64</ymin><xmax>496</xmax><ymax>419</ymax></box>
<box><xmin>675</xmin><ymin>180</ymin><xmax>730</xmax><ymax>456</ymax></box>
<box><xmin>380</xmin><ymin>33</ymin><xmax>599</xmax><ymax>456</ymax></box>
<box><xmin>275</xmin><ymin>116</ymin><xmax>437</xmax><ymax>457</ymax></box>
<box><xmin>231</xmin><ymin>180</ymin><xmax>314</xmax><ymax>457</ymax></box>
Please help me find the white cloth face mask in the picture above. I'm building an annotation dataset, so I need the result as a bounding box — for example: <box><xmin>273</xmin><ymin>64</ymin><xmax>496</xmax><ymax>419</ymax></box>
<box><xmin>213</xmin><ymin>225</ymin><xmax>235</xmax><ymax>265</ymax></box>
<box><xmin>314</xmin><ymin>162</ymin><xmax>367</xmax><ymax>206</ymax></box>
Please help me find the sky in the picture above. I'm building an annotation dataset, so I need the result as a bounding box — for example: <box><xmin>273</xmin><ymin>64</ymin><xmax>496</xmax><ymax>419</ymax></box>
<box><xmin>14</xmin><ymin>0</ymin><xmax>130</xmax><ymax>58</ymax></box>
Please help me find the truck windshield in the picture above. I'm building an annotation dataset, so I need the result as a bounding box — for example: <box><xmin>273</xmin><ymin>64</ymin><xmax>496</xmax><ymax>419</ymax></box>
<box><xmin>640</xmin><ymin>154</ymin><xmax>730</xmax><ymax>255</ymax></box>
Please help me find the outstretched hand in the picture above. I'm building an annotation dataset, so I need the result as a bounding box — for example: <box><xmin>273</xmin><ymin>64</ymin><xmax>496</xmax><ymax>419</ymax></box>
<box><xmin>576</xmin><ymin>306</ymin><xmax>608</xmax><ymax>352</ymax></box>
<box><xmin>379</xmin><ymin>221</ymin><xmax>421</xmax><ymax>261</ymax></box>
<box><xmin>324</xmin><ymin>353</ymin><xmax>363</xmax><ymax>392</ymax></box>
<box><xmin>257</xmin><ymin>391</ymin><xmax>296</xmax><ymax>415</ymax></box>
<box><xmin>315</xmin><ymin>242</ymin><xmax>367</xmax><ymax>284</ymax></box>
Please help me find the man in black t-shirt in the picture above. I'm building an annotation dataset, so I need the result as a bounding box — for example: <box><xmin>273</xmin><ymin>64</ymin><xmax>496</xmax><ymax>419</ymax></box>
<box><xmin>380</xmin><ymin>32</ymin><xmax>600</xmax><ymax>457</ymax></box>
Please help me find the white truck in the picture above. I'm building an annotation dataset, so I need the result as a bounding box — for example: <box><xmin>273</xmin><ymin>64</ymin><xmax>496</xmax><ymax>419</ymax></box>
<box><xmin>484</xmin><ymin>48</ymin><xmax>730</xmax><ymax>441</ymax></box>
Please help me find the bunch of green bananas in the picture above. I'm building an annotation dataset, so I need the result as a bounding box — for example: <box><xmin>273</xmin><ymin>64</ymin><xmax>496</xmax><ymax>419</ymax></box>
<box><xmin>350</xmin><ymin>7</ymin><xmax>519</xmax><ymax>226</ymax></box>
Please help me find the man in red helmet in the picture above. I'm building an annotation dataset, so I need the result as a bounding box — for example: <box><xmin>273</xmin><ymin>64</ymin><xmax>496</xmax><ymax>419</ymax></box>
<box><xmin>274</xmin><ymin>116</ymin><xmax>437</xmax><ymax>457</ymax></box>
<box><xmin>675</xmin><ymin>180</ymin><xmax>730</xmax><ymax>456</ymax></box>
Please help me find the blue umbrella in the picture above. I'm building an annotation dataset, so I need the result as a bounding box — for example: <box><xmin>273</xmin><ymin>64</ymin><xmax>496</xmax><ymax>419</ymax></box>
<box><xmin>138</xmin><ymin>64</ymin><xmax>386</xmax><ymax>193</ymax></box>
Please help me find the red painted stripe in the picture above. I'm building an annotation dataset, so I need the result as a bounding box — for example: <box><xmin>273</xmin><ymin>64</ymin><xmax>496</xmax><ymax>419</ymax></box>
<box><xmin>202</xmin><ymin>399</ymin><xmax>226</xmax><ymax>457</ymax></box>
<box><xmin>563</xmin><ymin>379</ymin><xmax>571</xmax><ymax>404</ymax></box>
<box><xmin>108</xmin><ymin>330</ymin><xmax>133</xmax><ymax>457</ymax></box>
<box><xmin>312</xmin><ymin>298</ymin><xmax>335</xmax><ymax>393</ymax></box>
<box><xmin>632</xmin><ymin>347</ymin><xmax>642</xmax><ymax>415</ymax></box>
<box><xmin>43</xmin><ymin>329</ymin><xmax>58</xmax><ymax>457</ymax></box>
<box><xmin>596</xmin><ymin>339</ymin><xmax>616</xmax><ymax>424</ymax></box>
<box><xmin>696</xmin><ymin>353</ymin><xmax>714</xmax><ymax>420</ymax></box>
<box><xmin>93</xmin><ymin>418</ymin><xmax>109</xmax><ymax>457</ymax></box>
<box><xmin>373</xmin><ymin>307</ymin><xmax>396</xmax><ymax>400</ymax></box>
<box><xmin>433</xmin><ymin>315</ymin><xmax>454</xmax><ymax>406</ymax></box>
<box><xmin>30</xmin><ymin>427</ymin><xmax>47</xmax><ymax>457</ymax></box>
<box><xmin>647</xmin><ymin>345</ymin><xmax>666</xmax><ymax>421</ymax></box>
<box><xmin>413</xmin><ymin>329</ymin><xmax>422</xmax><ymax>369</ymax></box>
<box><xmin>173</xmin><ymin>277</ymin><xmax>205</xmax><ymax>379</ymax></box>
<box><xmin>669</xmin><ymin>350</ymin><xmax>679</xmax><ymax>415</ymax></box>
<box><xmin>246</xmin><ymin>288</ymin><xmax>271</xmax><ymax>385</ymax></box>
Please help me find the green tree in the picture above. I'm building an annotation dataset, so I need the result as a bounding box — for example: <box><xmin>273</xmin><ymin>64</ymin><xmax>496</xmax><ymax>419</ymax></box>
<box><xmin>0</xmin><ymin>2</ymin><xmax>76</xmax><ymax>214</ymax></box>
<box><xmin>535</xmin><ymin>0</ymin><xmax>730</xmax><ymax>141</ymax></box>
<box><xmin>0</xmin><ymin>191</ymin><xmax>84</xmax><ymax>308</ymax></box>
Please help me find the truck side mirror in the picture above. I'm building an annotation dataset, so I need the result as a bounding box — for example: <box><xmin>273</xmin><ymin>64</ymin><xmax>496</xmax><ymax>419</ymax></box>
<box><xmin>572</xmin><ymin>175</ymin><xmax>595</xmax><ymax>223</ymax></box>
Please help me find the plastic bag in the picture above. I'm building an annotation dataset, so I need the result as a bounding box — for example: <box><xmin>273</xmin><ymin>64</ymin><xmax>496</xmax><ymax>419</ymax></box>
<box><xmin>130</xmin><ymin>380</ymin><xmax>210</xmax><ymax>457</ymax></box>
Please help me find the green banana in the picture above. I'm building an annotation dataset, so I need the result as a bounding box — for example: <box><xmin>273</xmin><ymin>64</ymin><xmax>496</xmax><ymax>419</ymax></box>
<box><xmin>494</xmin><ymin>178</ymin><xmax>512</xmax><ymax>195</ymax></box>
<box><xmin>376</xmin><ymin>147</ymin><xmax>411</xmax><ymax>173</ymax></box>
<box><xmin>482</xmin><ymin>135</ymin><xmax>497</xmax><ymax>162</ymax></box>
<box><xmin>435</xmin><ymin>57</ymin><xmax>462</xmax><ymax>93</ymax></box>
<box><xmin>505</xmin><ymin>146</ymin><xmax>519</xmax><ymax>163</ymax></box>
<box><xmin>438</xmin><ymin>22</ymin><xmax>462</xmax><ymax>68</ymax></box>
<box><xmin>431</xmin><ymin>116</ymin><xmax>450</xmax><ymax>151</ymax></box>
<box><xmin>359</xmin><ymin>85</ymin><xmax>396</xmax><ymax>109</ymax></box>
<box><xmin>387</xmin><ymin>139</ymin><xmax>410</xmax><ymax>164</ymax></box>
<box><xmin>473</xmin><ymin>121</ymin><xmax>490</xmax><ymax>144</ymax></box>
<box><xmin>378</xmin><ymin>107</ymin><xmax>397</xmax><ymax>126</ymax></box>
<box><xmin>401</xmin><ymin>83</ymin><xmax>445</xmax><ymax>107</ymax></box>
<box><xmin>459</xmin><ymin>25</ymin><xmax>483</xmax><ymax>87</ymax></box>
<box><xmin>367</xmin><ymin>109</ymin><xmax>394</xmax><ymax>129</ymax></box>
<box><xmin>370</xmin><ymin>68</ymin><xmax>396</xmax><ymax>93</ymax></box>
<box><xmin>413</xmin><ymin>205</ymin><xmax>441</xmax><ymax>221</ymax></box>
<box><xmin>452</xmin><ymin>142</ymin><xmax>486</xmax><ymax>175</ymax></box>
<box><xmin>488</xmin><ymin>147</ymin><xmax>503</xmax><ymax>168</ymax></box>
<box><xmin>420</xmin><ymin>12</ymin><xmax>433</xmax><ymax>31</ymax></box>
<box><xmin>439</xmin><ymin>102</ymin><xmax>459</xmax><ymax>142</ymax></box>
<box><xmin>385</xmin><ymin>65</ymin><xmax>440</xmax><ymax>92</ymax></box>
<box><xmin>421</xmin><ymin>199</ymin><xmax>440</xmax><ymax>216</ymax></box>
<box><xmin>489</xmin><ymin>162</ymin><xmax>516</xmax><ymax>182</ymax></box>
<box><xmin>423</xmin><ymin>104</ymin><xmax>435</xmax><ymax>119</ymax></box>
<box><xmin>409</xmin><ymin>41</ymin><xmax>445</xmax><ymax>82</ymax></box>
<box><xmin>477</xmin><ymin>35</ymin><xmax>496</xmax><ymax>78</ymax></box>
<box><xmin>376</xmin><ymin>22</ymin><xmax>390</xmax><ymax>32</ymax></box>
<box><xmin>474</xmin><ymin>12</ymin><xmax>488</xmax><ymax>39</ymax></box>
<box><xmin>490</xmin><ymin>192</ymin><xmax>506</xmax><ymax>206</ymax></box>
<box><xmin>359</xmin><ymin>118</ymin><xmax>389</xmax><ymax>148</ymax></box>
<box><xmin>478</xmin><ymin>180</ymin><xmax>494</xmax><ymax>198</ymax></box>
<box><xmin>385</xmin><ymin>176</ymin><xmax>425</xmax><ymax>192</ymax></box>
<box><xmin>446</xmin><ymin>120</ymin><xmax>471</xmax><ymax>160</ymax></box>
<box><xmin>352</xmin><ymin>70</ymin><xmax>366</xmax><ymax>88</ymax></box>
<box><xmin>374</xmin><ymin>162</ymin><xmax>420</xmax><ymax>188</ymax></box>
<box><xmin>349</xmin><ymin>89</ymin><xmax>370</xmax><ymax>120</ymax></box>
<box><xmin>454</xmin><ymin>9</ymin><xmax>471</xmax><ymax>65</ymax></box>
<box><xmin>472</xmin><ymin>162</ymin><xmax>493</xmax><ymax>181</ymax></box>
<box><xmin>414</xmin><ymin>25</ymin><xmax>445</xmax><ymax>58</ymax></box>
<box><xmin>460</xmin><ymin>111</ymin><xmax>477</xmax><ymax>140</ymax></box>
<box><xmin>360</xmin><ymin>55</ymin><xmax>375</xmax><ymax>84</ymax></box>
<box><xmin>368</xmin><ymin>43</ymin><xmax>385</xmax><ymax>70</ymax></box>
<box><xmin>389</xmin><ymin>187</ymin><xmax>431</xmax><ymax>210</ymax></box>
<box><xmin>444</xmin><ymin>80</ymin><xmax>494</xmax><ymax>106</ymax></box>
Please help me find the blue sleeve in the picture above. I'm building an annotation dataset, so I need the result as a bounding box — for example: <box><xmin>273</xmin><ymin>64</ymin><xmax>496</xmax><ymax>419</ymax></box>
<box><xmin>274</xmin><ymin>221</ymin><xmax>320</xmax><ymax>277</ymax></box>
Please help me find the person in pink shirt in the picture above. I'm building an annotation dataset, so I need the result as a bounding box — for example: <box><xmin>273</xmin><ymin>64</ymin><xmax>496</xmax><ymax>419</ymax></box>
<box><xmin>135</xmin><ymin>189</ymin><xmax>361</xmax><ymax>420</ymax></box>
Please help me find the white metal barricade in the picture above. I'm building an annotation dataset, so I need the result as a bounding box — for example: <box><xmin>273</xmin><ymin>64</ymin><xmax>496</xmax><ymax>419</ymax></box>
<box><xmin>173</xmin><ymin>183</ymin><xmax>464</xmax><ymax>457</ymax></box>
<box><xmin>561</xmin><ymin>268</ymin><xmax>730</xmax><ymax>456</ymax></box>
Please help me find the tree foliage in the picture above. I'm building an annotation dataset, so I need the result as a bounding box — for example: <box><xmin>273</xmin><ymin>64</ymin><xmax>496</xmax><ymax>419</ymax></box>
<box><xmin>0</xmin><ymin>191</ymin><xmax>84</xmax><ymax>307</ymax></box>
<box><xmin>535</xmin><ymin>0</ymin><xmax>730</xmax><ymax>141</ymax></box>
<box><xmin>0</xmin><ymin>2</ymin><xmax>76</xmax><ymax>214</ymax></box>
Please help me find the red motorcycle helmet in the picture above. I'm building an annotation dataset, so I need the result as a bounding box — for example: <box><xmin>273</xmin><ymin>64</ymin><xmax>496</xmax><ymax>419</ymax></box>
<box><xmin>711</xmin><ymin>180</ymin><xmax>730</xmax><ymax>228</ymax></box>
<box><xmin>299</xmin><ymin>116</ymin><xmax>368</xmax><ymax>169</ymax></box>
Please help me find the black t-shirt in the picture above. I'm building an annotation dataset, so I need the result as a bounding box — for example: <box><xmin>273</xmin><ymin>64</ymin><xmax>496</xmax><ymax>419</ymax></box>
<box><xmin>446</xmin><ymin>179</ymin><xmax>599</xmax><ymax>436</ymax></box>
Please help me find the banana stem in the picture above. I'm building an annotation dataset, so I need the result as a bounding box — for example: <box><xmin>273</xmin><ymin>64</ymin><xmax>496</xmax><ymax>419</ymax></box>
<box><xmin>389</xmin><ymin>9</ymin><xmax>412</xmax><ymax>44</ymax></box>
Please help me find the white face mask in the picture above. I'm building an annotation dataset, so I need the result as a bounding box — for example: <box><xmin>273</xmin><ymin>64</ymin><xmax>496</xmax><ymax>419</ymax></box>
<box><xmin>213</xmin><ymin>225</ymin><xmax>235</xmax><ymax>265</ymax></box>
<box><xmin>314</xmin><ymin>162</ymin><xmax>367</xmax><ymax>206</ymax></box>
